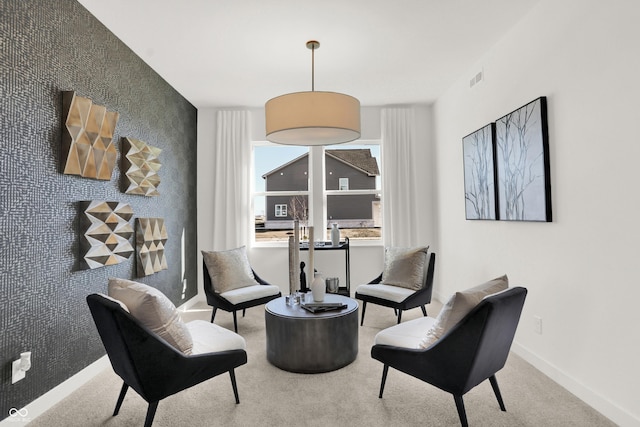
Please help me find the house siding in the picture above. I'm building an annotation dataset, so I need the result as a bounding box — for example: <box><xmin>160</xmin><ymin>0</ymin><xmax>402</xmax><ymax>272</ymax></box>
<box><xmin>264</xmin><ymin>156</ymin><xmax>308</xmax><ymax>191</ymax></box>
<box><xmin>263</xmin><ymin>152</ymin><xmax>378</xmax><ymax>226</ymax></box>
<box><xmin>325</xmin><ymin>155</ymin><xmax>376</xmax><ymax>190</ymax></box>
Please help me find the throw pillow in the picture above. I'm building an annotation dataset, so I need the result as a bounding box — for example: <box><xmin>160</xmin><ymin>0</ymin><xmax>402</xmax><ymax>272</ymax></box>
<box><xmin>419</xmin><ymin>274</ymin><xmax>508</xmax><ymax>348</ymax></box>
<box><xmin>108</xmin><ymin>278</ymin><xmax>193</xmax><ymax>355</ymax></box>
<box><xmin>202</xmin><ymin>246</ymin><xmax>259</xmax><ymax>294</ymax></box>
<box><xmin>381</xmin><ymin>246</ymin><xmax>429</xmax><ymax>290</ymax></box>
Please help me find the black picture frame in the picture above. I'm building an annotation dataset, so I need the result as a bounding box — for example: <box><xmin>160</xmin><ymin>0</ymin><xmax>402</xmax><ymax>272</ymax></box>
<box><xmin>495</xmin><ymin>96</ymin><xmax>551</xmax><ymax>222</ymax></box>
<box><xmin>462</xmin><ymin>123</ymin><xmax>498</xmax><ymax>220</ymax></box>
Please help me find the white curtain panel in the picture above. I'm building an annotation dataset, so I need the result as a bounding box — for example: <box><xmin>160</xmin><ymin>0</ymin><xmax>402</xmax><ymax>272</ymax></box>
<box><xmin>381</xmin><ymin>107</ymin><xmax>419</xmax><ymax>247</ymax></box>
<box><xmin>211</xmin><ymin>110</ymin><xmax>251</xmax><ymax>250</ymax></box>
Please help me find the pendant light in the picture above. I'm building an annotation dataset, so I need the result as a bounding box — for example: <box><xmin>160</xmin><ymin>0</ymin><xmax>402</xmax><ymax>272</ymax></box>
<box><xmin>265</xmin><ymin>40</ymin><xmax>361</xmax><ymax>146</ymax></box>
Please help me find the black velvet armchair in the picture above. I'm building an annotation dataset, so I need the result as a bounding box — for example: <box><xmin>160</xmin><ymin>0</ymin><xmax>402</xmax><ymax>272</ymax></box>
<box><xmin>371</xmin><ymin>286</ymin><xmax>527</xmax><ymax>426</ymax></box>
<box><xmin>203</xmin><ymin>261</ymin><xmax>281</xmax><ymax>332</ymax></box>
<box><xmin>355</xmin><ymin>252</ymin><xmax>435</xmax><ymax>325</ymax></box>
<box><xmin>87</xmin><ymin>294</ymin><xmax>247</xmax><ymax>427</ymax></box>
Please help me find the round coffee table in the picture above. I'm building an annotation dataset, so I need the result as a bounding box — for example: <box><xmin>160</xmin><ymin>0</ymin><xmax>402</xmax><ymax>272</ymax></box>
<box><xmin>265</xmin><ymin>294</ymin><xmax>359</xmax><ymax>373</ymax></box>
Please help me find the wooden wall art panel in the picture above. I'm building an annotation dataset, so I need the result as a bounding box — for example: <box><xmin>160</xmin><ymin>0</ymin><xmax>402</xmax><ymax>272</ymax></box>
<box><xmin>79</xmin><ymin>201</ymin><xmax>134</xmax><ymax>269</ymax></box>
<box><xmin>62</xmin><ymin>91</ymin><xmax>119</xmax><ymax>180</ymax></box>
<box><xmin>136</xmin><ymin>217</ymin><xmax>168</xmax><ymax>276</ymax></box>
<box><xmin>122</xmin><ymin>137</ymin><xmax>162</xmax><ymax>196</ymax></box>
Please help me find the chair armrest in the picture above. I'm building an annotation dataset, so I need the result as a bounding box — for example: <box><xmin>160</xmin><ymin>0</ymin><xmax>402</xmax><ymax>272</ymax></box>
<box><xmin>251</xmin><ymin>269</ymin><xmax>272</xmax><ymax>286</ymax></box>
<box><xmin>368</xmin><ymin>273</ymin><xmax>383</xmax><ymax>284</ymax></box>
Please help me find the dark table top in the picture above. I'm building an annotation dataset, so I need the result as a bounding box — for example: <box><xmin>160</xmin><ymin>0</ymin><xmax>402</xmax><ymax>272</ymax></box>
<box><xmin>265</xmin><ymin>294</ymin><xmax>358</xmax><ymax>319</ymax></box>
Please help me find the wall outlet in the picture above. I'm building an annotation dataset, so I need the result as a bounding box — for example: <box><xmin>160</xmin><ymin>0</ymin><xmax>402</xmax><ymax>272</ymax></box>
<box><xmin>12</xmin><ymin>359</ymin><xmax>26</xmax><ymax>384</ymax></box>
<box><xmin>533</xmin><ymin>315</ymin><xmax>543</xmax><ymax>334</ymax></box>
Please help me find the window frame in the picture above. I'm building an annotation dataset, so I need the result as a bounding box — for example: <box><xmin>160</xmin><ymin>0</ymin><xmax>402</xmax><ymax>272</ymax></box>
<box><xmin>338</xmin><ymin>177</ymin><xmax>350</xmax><ymax>191</ymax></box>
<box><xmin>251</xmin><ymin>140</ymin><xmax>382</xmax><ymax>247</ymax></box>
<box><xmin>274</xmin><ymin>204</ymin><xmax>288</xmax><ymax>217</ymax></box>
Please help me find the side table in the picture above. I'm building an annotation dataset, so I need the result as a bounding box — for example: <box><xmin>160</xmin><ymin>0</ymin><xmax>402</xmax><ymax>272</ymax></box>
<box><xmin>300</xmin><ymin>237</ymin><xmax>351</xmax><ymax>296</ymax></box>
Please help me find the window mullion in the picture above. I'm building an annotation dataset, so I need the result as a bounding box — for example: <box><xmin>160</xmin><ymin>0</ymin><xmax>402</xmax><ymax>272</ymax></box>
<box><xmin>309</xmin><ymin>146</ymin><xmax>326</xmax><ymax>241</ymax></box>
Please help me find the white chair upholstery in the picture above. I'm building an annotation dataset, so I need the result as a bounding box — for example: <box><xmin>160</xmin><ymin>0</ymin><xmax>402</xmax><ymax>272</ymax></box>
<box><xmin>373</xmin><ymin>316</ymin><xmax>436</xmax><ymax>349</ymax></box>
<box><xmin>354</xmin><ymin>283</ymin><xmax>415</xmax><ymax>303</ymax></box>
<box><xmin>187</xmin><ymin>320</ymin><xmax>247</xmax><ymax>354</ymax></box>
<box><xmin>220</xmin><ymin>284</ymin><xmax>281</xmax><ymax>305</ymax></box>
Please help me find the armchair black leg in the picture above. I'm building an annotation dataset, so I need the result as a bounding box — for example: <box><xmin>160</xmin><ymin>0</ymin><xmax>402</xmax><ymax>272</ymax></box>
<box><xmin>229</xmin><ymin>369</ymin><xmax>240</xmax><ymax>404</ymax></box>
<box><xmin>453</xmin><ymin>395</ymin><xmax>468</xmax><ymax>427</ymax></box>
<box><xmin>232</xmin><ymin>311</ymin><xmax>238</xmax><ymax>333</ymax></box>
<box><xmin>242</xmin><ymin>309</ymin><xmax>246</xmax><ymax>317</ymax></box>
<box><xmin>360</xmin><ymin>302</ymin><xmax>367</xmax><ymax>326</ymax></box>
<box><xmin>113</xmin><ymin>382</ymin><xmax>129</xmax><ymax>416</ymax></box>
<box><xmin>144</xmin><ymin>401</ymin><xmax>159</xmax><ymax>427</ymax></box>
<box><xmin>210</xmin><ymin>307</ymin><xmax>217</xmax><ymax>323</ymax></box>
<box><xmin>489</xmin><ymin>375</ymin><xmax>506</xmax><ymax>411</ymax></box>
<box><xmin>378</xmin><ymin>365</ymin><xmax>389</xmax><ymax>398</ymax></box>
<box><xmin>396</xmin><ymin>310</ymin><xmax>403</xmax><ymax>324</ymax></box>
<box><xmin>421</xmin><ymin>305</ymin><xmax>427</xmax><ymax>317</ymax></box>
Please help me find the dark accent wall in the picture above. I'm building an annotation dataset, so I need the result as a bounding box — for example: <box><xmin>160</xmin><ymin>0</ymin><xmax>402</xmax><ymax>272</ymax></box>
<box><xmin>0</xmin><ymin>0</ymin><xmax>198</xmax><ymax>420</ymax></box>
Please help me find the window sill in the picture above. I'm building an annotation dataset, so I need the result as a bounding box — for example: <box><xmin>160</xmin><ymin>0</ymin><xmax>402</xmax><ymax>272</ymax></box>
<box><xmin>250</xmin><ymin>239</ymin><xmax>383</xmax><ymax>249</ymax></box>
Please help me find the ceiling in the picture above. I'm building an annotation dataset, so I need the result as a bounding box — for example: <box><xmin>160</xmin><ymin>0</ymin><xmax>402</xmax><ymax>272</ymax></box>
<box><xmin>77</xmin><ymin>0</ymin><xmax>539</xmax><ymax>109</ymax></box>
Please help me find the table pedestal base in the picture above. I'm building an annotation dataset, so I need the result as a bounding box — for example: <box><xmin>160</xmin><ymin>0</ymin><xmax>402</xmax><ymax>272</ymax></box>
<box><xmin>265</xmin><ymin>296</ymin><xmax>358</xmax><ymax>373</ymax></box>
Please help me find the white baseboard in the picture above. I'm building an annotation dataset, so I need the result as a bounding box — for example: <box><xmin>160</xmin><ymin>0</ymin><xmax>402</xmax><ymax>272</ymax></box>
<box><xmin>512</xmin><ymin>342</ymin><xmax>639</xmax><ymax>427</ymax></box>
<box><xmin>1</xmin><ymin>356</ymin><xmax>110</xmax><ymax>426</ymax></box>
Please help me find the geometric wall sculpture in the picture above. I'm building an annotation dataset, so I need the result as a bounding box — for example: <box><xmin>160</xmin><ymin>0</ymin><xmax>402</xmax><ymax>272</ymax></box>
<box><xmin>79</xmin><ymin>201</ymin><xmax>134</xmax><ymax>269</ymax></box>
<box><xmin>136</xmin><ymin>217</ymin><xmax>168</xmax><ymax>276</ymax></box>
<box><xmin>61</xmin><ymin>91</ymin><xmax>119</xmax><ymax>180</ymax></box>
<box><xmin>122</xmin><ymin>137</ymin><xmax>162</xmax><ymax>196</ymax></box>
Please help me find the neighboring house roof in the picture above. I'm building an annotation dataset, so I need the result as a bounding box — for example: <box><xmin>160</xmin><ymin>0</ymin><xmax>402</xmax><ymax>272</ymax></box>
<box><xmin>262</xmin><ymin>149</ymin><xmax>380</xmax><ymax>179</ymax></box>
<box><xmin>326</xmin><ymin>149</ymin><xmax>380</xmax><ymax>176</ymax></box>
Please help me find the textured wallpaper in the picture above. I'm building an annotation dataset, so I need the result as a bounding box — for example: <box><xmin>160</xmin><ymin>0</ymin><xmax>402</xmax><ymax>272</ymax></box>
<box><xmin>0</xmin><ymin>0</ymin><xmax>198</xmax><ymax>420</ymax></box>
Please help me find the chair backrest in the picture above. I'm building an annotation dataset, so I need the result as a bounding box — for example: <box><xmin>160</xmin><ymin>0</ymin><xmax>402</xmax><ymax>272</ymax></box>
<box><xmin>203</xmin><ymin>261</ymin><xmax>216</xmax><ymax>302</ymax></box>
<box><xmin>368</xmin><ymin>251</ymin><xmax>435</xmax><ymax>290</ymax></box>
<box><xmin>86</xmin><ymin>294</ymin><xmax>183</xmax><ymax>401</ymax></box>
<box><xmin>427</xmin><ymin>287</ymin><xmax>527</xmax><ymax>395</ymax></box>
<box><xmin>421</xmin><ymin>252</ymin><xmax>436</xmax><ymax>296</ymax></box>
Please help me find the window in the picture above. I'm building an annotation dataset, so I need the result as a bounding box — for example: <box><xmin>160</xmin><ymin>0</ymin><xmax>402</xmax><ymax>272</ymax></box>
<box><xmin>338</xmin><ymin>178</ymin><xmax>349</xmax><ymax>190</ymax></box>
<box><xmin>253</xmin><ymin>141</ymin><xmax>381</xmax><ymax>243</ymax></box>
<box><xmin>275</xmin><ymin>204</ymin><xmax>287</xmax><ymax>217</ymax></box>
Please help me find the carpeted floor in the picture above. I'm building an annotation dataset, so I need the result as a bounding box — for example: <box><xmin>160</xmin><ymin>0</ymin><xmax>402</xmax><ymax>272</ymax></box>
<box><xmin>29</xmin><ymin>299</ymin><xmax>615</xmax><ymax>427</ymax></box>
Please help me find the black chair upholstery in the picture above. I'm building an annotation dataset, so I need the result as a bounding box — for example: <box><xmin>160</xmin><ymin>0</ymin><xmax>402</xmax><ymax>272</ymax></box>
<box><xmin>355</xmin><ymin>252</ymin><xmax>435</xmax><ymax>325</ymax></box>
<box><xmin>371</xmin><ymin>286</ymin><xmax>527</xmax><ymax>427</ymax></box>
<box><xmin>203</xmin><ymin>261</ymin><xmax>281</xmax><ymax>332</ymax></box>
<box><xmin>87</xmin><ymin>294</ymin><xmax>247</xmax><ymax>427</ymax></box>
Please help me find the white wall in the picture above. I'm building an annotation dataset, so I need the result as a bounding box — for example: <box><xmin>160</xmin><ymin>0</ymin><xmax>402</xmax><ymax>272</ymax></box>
<box><xmin>433</xmin><ymin>0</ymin><xmax>640</xmax><ymax>425</ymax></box>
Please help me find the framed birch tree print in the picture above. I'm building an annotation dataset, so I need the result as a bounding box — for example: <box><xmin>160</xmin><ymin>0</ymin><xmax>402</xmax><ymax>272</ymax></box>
<box><xmin>495</xmin><ymin>96</ymin><xmax>551</xmax><ymax>222</ymax></box>
<box><xmin>463</xmin><ymin>123</ymin><xmax>498</xmax><ymax>220</ymax></box>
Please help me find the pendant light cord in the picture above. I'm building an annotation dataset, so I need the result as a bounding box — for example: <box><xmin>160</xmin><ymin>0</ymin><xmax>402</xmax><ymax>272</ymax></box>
<box><xmin>307</xmin><ymin>40</ymin><xmax>319</xmax><ymax>92</ymax></box>
<box><xmin>311</xmin><ymin>44</ymin><xmax>315</xmax><ymax>92</ymax></box>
